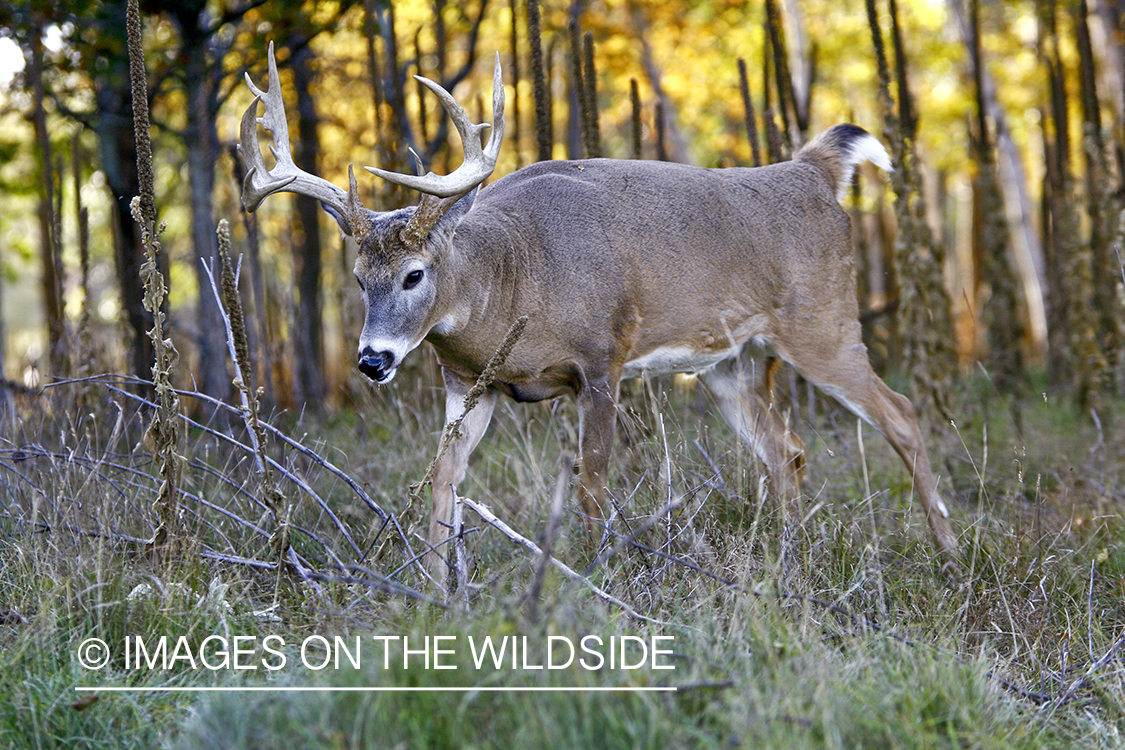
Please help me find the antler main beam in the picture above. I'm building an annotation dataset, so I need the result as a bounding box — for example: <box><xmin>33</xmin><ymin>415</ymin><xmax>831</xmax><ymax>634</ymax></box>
<box><xmin>366</xmin><ymin>53</ymin><xmax>506</xmax><ymax>200</ymax></box>
<box><xmin>239</xmin><ymin>41</ymin><xmax>369</xmax><ymax>238</ymax></box>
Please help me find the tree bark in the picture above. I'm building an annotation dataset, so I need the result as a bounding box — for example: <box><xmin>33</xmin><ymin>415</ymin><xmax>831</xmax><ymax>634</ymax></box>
<box><xmin>780</xmin><ymin>0</ymin><xmax>812</xmax><ymax>139</ymax></box>
<box><xmin>867</xmin><ymin>0</ymin><xmax>957</xmax><ymax>420</ymax></box>
<box><xmin>291</xmin><ymin>43</ymin><xmax>326</xmax><ymax>408</ymax></box>
<box><xmin>968</xmin><ymin>0</ymin><xmax>1024</xmax><ymax>388</ymax></box>
<box><xmin>738</xmin><ymin>58</ymin><xmax>762</xmax><ymax>167</ymax></box>
<box><xmin>181</xmin><ymin>30</ymin><xmax>229</xmax><ymax>403</ymax></box>
<box><xmin>96</xmin><ymin>81</ymin><xmax>155</xmax><ymax>384</ymax></box>
<box><xmin>566</xmin><ymin>14</ymin><xmax>584</xmax><ymax>159</ymax></box>
<box><xmin>626</xmin><ymin>0</ymin><xmax>691</xmax><ymax>164</ymax></box>
<box><xmin>509</xmin><ymin>0</ymin><xmax>523</xmax><ymax>168</ymax></box>
<box><xmin>28</xmin><ymin>23</ymin><xmax>67</xmax><ymax>378</ymax></box>
<box><xmin>1040</xmin><ymin>0</ymin><xmax>1109</xmax><ymax>406</ymax></box>
<box><xmin>765</xmin><ymin>0</ymin><xmax>797</xmax><ymax>148</ymax></box>
<box><xmin>1076</xmin><ymin>0</ymin><xmax>1123</xmax><ymax>387</ymax></box>
<box><xmin>947</xmin><ymin>0</ymin><xmax>1048</xmax><ymax>358</ymax></box>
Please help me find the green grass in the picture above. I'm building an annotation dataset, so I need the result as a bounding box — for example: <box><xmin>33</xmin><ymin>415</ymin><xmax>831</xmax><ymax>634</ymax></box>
<box><xmin>2</xmin><ymin>365</ymin><xmax>1124</xmax><ymax>748</ymax></box>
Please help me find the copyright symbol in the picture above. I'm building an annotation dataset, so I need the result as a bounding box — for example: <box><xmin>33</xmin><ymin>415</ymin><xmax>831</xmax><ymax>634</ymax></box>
<box><xmin>77</xmin><ymin>638</ymin><xmax>111</xmax><ymax>670</ymax></box>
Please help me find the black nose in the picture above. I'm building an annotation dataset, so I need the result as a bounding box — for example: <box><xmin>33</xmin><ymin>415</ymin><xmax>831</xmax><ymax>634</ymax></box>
<box><xmin>357</xmin><ymin>347</ymin><xmax>394</xmax><ymax>382</ymax></box>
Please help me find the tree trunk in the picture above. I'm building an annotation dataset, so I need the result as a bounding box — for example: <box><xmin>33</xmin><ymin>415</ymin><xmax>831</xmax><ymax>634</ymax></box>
<box><xmin>737</xmin><ymin>58</ymin><xmax>762</xmax><ymax>167</ymax></box>
<box><xmin>761</xmin><ymin>24</ymin><xmax>787</xmax><ymax>163</ymax></box>
<box><xmin>81</xmin><ymin>1</ymin><xmax>155</xmax><ymax>385</ymax></box>
<box><xmin>566</xmin><ymin>13</ymin><xmax>584</xmax><ymax>159</ymax></box>
<box><xmin>97</xmin><ymin>93</ymin><xmax>155</xmax><ymax>383</ymax></box>
<box><xmin>1040</xmin><ymin>0</ymin><xmax>1109</xmax><ymax>406</ymax></box>
<box><xmin>1090</xmin><ymin>0</ymin><xmax>1123</xmax><ymax>131</ymax></box>
<box><xmin>28</xmin><ymin>24</ymin><xmax>67</xmax><ymax>378</ymax></box>
<box><xmin>627</xmin><ymin>0</ymin><xmax>691</xmax><ymax>164</ymax></box>
<box><xmin>182</xmin><ymin>33</ymin><xmax>228</xmax><ymax>402</ymax></box>
<box><xmin>947</xmin><ymin>0</ymin><xmax>1047</xmax><ymax>359</ymax></box>
<box><xmin>765</xmin><ymin>0</ymin><xmax>798</xmax><ymax>148</ymax></box>
<box><xmin>1076</xmin><ymin>0</ymin><xmax>1123</xmax><ymax>389</ymax></box>
<box><xmin>867</xmin><ymin>0</ymin><xmax>958</xmax><ymax>420</ymax></box>
<box><xmin>780</xmin><ymin>0</ymin><xmax>812</xmax><ymax>140</ymax></box>
<box><xmin>968</xmin><ymin>0</ymin><xmax>1024</xmax><ymax>389</ymax></box>
<box><xmin>581</xmin><ymin>32</ymin><xmax>602</xmax><ymax>158</ymax></box>
<box><xmin>291</xmin><ymin>43</ymin><xmax>326</xmax><ymax>408</ymax></box>
<box><xmin>509</xmin><ymin>0</ymin><xmax>523</xmax><ymax>168</ymax></box>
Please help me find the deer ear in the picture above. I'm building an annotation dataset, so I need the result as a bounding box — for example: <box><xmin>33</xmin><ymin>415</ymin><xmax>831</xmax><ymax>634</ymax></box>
<box><xmin>432</xmin><ymin>187</ymin><xmax>479</xmax><ymax>237</ymax></box>
<box><xmin>320</xmin><ymin>203</ymin><xmax>354</xmax><ymax>236</ymax></box>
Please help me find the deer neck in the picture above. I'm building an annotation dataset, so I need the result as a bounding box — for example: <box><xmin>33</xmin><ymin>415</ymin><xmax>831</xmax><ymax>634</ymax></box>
<box><xmin>425</xmin><ymin>216</ymin><xmax>525</xmax><ymax>374</ymax></box>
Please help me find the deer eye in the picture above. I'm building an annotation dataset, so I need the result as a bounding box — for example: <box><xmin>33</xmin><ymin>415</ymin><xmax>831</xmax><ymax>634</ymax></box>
<box><xmin>403</xmin><ymin>269</ymin><xmax>424</xmax><ymax>290</ymax></box>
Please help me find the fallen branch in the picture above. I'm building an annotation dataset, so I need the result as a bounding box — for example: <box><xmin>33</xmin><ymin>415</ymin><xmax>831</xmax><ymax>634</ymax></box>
<box><xmin>461</xmin><ymin>496</ymin><xmax>669</xmax><ymax>626</ymax></box>
<box><xmin>1055</xmin><ymin>629</ymin><xmax>1125</xmax><ymax>706</ymax></box>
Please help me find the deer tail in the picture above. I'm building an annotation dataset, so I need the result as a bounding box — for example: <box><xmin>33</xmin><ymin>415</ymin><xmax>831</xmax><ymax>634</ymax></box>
<box><xmin>794</xmin><ymin>124</ymin><xmax>893</xmax><ymax>204</ymax></box>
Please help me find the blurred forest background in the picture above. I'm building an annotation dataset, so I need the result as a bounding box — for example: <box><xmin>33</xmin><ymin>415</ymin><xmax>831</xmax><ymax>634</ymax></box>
<box><xmin>0</xmin><ymin>0</ymin><xmax>1122</xmax><ymax>415</ymax></box>
<box><xmin>3</xmin><ymin>4</ymin><xmax>1125</xmax><ymax>744</ymax></box>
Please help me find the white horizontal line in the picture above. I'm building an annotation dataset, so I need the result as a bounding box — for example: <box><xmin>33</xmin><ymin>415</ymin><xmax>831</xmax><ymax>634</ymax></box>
<box><xmin>75</xmin><ymin>686</ymin><xmax>677</xmax><ymax>693</ymax></box>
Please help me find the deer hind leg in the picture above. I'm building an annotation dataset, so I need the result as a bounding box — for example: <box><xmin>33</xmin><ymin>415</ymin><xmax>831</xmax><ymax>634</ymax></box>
<box><xmin>428</xmin><ymin>368</ymin><xmax>498</xmax><ymax>582</ymax></box>
<box><xmin>779</xmin><ymin>330</ymin><xmax>961</xmax><ymax>565</ymax></box>
<box><xmin>700</xmin><ymin>353</ymin><xmax>807</xmax><ymax>519</ymax></box>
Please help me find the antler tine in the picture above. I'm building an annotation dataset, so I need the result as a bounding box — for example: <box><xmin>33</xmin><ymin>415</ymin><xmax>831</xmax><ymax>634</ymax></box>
<box><xmin>239</xmin><ymin>42</ymin><xmax>367</xmax><ymax>238</ymax></box>
<box><xmin>239</xmin><ymin>90</ymin><xmax>295</xmax><ymax>213</ymax></box>
<box><xmin>365</xmin><ymin>53</ymin><xmax>505</xmax><ymax>199</ymax></box>
<box><xmin>484</xmin><ymin>53</ymin><xmax>505</xmax><ymax>162</ymax></box>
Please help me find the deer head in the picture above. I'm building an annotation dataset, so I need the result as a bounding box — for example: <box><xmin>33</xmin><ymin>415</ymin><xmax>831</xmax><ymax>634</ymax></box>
<box><xmin>239</xmin><ymin>41</ymin><xmax>505</xmax><ymax>384</ymax></box>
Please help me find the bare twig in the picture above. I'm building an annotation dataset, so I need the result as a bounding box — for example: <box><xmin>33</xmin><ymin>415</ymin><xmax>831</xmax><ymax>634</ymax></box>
<box><xmin>49</xmin><ymin>374</ymin><xmax>415</xmax><ymax>575</ymax></box>
<box><xmin>462</xmin><ymin>496</ymin><xmax>669</xmax><ymax>626</ymax></box>
<box><xmin>452</xmin><ymin>487</ymin><xmax>470</xmax><ymax>610</ymax></box>
<box><xmin>583</xmin><ymin>490</ymin><xmax>684</xmax><ymax>579</ymax></box>
<box><xmin>1055</xmin><ymin>629</ymin><xmax>1125</xmax><ymax>705</ymax></box>
<box><xmin>103</xmin><ymin>383</ymin><xmax>361</xmax><ymax>564</ymax></box>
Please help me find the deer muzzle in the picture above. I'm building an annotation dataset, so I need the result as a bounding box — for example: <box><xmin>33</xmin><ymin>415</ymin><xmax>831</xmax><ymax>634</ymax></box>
<box><xmin>357</xmin><ymin>347</ymin><xmax>397</xmax><ymax>384</ymax></box>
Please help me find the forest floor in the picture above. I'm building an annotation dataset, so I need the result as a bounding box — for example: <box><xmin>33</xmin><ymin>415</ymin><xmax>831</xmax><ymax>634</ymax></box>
<box><xmin>1</xmin><ymin>359</ymin><xmax>1124</xmax><ymax>749</ymax></box>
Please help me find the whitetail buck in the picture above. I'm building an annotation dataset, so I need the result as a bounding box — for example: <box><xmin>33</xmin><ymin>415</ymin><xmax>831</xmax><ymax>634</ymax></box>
<box><xmin>240</xmin><ymin>43</ymin><xmax>960</xmax><ymax>579</ymax></box>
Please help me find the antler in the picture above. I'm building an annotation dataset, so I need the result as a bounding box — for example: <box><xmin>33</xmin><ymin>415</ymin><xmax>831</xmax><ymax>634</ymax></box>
<box><xmin>367</xmin><ymin>53</ymin><xmax>506</xmax><ymax>245</ymax></box>
<box><xmin>239</xmin><ymin>42</ymin><xmax>370</xmax><ymax>239</ymax></box>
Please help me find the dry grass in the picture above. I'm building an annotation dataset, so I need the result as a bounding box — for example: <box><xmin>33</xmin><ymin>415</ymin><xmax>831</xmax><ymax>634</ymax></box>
<box><xmin>2</xmin><ymin>354</ymin><xmax>1122</xmax><ymax>747</ymax></box>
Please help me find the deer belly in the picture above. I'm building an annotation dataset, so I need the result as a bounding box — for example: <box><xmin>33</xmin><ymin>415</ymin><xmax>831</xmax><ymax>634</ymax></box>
<box><xmin>622</xmin><ymin>343</ymin><xmax>742</xmax><ymax>378</ymax></box>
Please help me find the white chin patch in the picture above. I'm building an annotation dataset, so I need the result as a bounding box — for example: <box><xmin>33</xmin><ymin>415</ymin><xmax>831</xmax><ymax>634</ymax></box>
<box><xmin>376</xmin><ymin>367</ymin><xmax>397</xmax><ymax>385</ymax></box>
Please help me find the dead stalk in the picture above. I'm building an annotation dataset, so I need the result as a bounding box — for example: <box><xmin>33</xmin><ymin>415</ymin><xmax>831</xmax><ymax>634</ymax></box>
<box><xmin>408</xmin><ymin>316</ymin><xmax>528</xmax><ymax>557</ymax></box>
<box><xmin>128</xmin><ymin>0</ymin><xmax>182</xmax><ymax>562</ymax></box>
<box><xmin>1055</xmin><ymin>628</ymin><xmax>1125</xmax><ymax>706</ymax></box>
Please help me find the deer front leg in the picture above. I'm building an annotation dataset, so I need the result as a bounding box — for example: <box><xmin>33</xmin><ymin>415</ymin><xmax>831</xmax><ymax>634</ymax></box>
<box><xmin>428</xmin><ymin>367</ymin><xmax>497</xmax><ymax>580</ymax></box>
<box><xmin>575</xmin><ymin>377</ymin><xmax>620</xmax><ymax>527</ymax></box>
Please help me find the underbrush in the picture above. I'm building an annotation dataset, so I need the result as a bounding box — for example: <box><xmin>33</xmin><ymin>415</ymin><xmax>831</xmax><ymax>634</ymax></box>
<box><xmin>1</xmin><ymin>364</ymin><xmax>1123</xmax><ymax>748</ymax></box>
